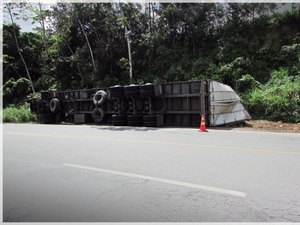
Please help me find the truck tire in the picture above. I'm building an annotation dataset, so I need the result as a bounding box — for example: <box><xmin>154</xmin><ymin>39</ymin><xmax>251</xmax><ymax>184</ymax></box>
<box><xmin>128</xmin><ymin>120</ymin><xmax>143</xmax><ymax>126</ymax></box>
<box><xmin>112</xmin><ymin>114</ymin><xmax>127</xmax><ymax>126</ymax></box>
<box><xmin>29</xmin><ymin>98</ymin><xmax>38</xmax><ymax>113</ymax></box>
<box><xmin>124</xmin><ymin>85</ymin><xmax>139</xmax><ymax>97</ymax></box>
<box><xmin>143</xmin><ymin>121</ymin><xmax>157</xmax><ymax>127</ymax></box>
<box><xmin>140</xmin><ymin>83</ymin><xmax>155</xmax><ymax>97</ymax></box>
<box><xmin>93</xmin><ymin>90</ymin><xmax>107</xmax><ymax>106</ymax></box>
<box><xmin>127</xmin><ymin>114</ymin><xmax>142</xmax><ymax>122</ymax></box>
<box><xmin>127</xmin><ymin>114</ymin><xmax>143</xmax><ymax>126</ymax></box>
<box><xmin>143</xmin><ymin>115</ymin><xmax>157</xmax><ymax>122</ymax></box>
<box><xmin>112</xmin><ymin>114</ymin><xmax>127</xmax><ymax>121</ymax></box>
<box><xmin>143</xmin><ymin>114</ymin><xmax>157</xmax><ymax>127</ymax></box>
<box><xmin>108</xmin><ymin>85</ymin><xmax>124</xmax><ymax>98</ymax></box>
<box><xmin>92</xmin><ymin>107</ymin><xmax>105</xmax><ymax>122</ymax></box>
<box><xmin>49</xmin><ymin>98</ymin><xmax>61</xmax><ymax>113</ymax></box>
<box><xmin>112</xmin><ymin>120</ymin><xmax>127</xmax><ymax>126</ymax></box>
<box><xmin>40</xmin><ymin>113</ymin><xmax>56</xmax><ymax>124</ymax></box>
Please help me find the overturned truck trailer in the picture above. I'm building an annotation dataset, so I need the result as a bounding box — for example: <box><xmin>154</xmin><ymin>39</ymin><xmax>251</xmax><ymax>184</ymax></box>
<box><xmin>30</xmin><ymin>80</ymin><xmax>251</xmax><ymax>127</ymax></box>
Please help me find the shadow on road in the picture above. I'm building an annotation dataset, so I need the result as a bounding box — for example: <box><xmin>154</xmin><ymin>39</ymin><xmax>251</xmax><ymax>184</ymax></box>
<box><xmin>50</xmin><ymin>122</ymin><xmax>247</xmax><ymax>132</ymax></box>
<box><xmin>91</xmin><ymin>125</ymin><xmax>159</xmax><ymax>132</ymax></box>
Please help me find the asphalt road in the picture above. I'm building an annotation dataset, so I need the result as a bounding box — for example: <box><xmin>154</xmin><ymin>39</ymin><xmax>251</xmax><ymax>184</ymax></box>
<box><xmin>3</xmin><ymin>123</ymin><xmax>300</xmax><ymax>222</ymax></box>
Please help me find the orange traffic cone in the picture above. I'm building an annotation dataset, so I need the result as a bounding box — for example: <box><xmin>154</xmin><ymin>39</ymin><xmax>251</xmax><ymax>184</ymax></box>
<box><xmin>199</xmin><ymin>115</ymin><xmax>207</xmax><ymax>132</ymax></box>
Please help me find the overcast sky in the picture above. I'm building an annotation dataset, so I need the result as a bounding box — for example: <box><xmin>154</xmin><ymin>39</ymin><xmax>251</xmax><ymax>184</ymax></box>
<box><xmin>3</xmin><ymin>3</ymin><xmax>52</xmax><ymax>32</ymax></box>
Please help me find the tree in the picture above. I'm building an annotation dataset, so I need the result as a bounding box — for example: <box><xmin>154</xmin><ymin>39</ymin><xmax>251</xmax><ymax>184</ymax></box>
<box><xmin>5</xmin><ymin>3</ymin><xmax>35</xmax><ymax>93</ymax></box>
<box><xmin>75</xmin><ymin>6</ymin><xmax>97</xmax><ymax>74</ymax></box>
<box><xmin>115</xmin><ymin>3</ymin><xmax>134</xmax><ymax>83</ymax></box>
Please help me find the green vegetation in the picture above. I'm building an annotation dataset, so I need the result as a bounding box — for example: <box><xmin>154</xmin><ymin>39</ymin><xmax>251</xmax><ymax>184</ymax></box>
<box><xmin>3</xmin><ymin>104</ymin><xmax>38</xmax><ymax>123</ymax></box>
<box><xmin>3</xmin><ymin>3</ymin><xmax>300</xmax><ymax>123</ymax></box>
<box><xmin>243</xmin><ymin>69</ymin><xmax>300</xmax><ymax>123</ymax></box>
<box><xmin>3</xmin><ymin>77</ymin><xmax>32</xmax><ymax>108</ymax></box>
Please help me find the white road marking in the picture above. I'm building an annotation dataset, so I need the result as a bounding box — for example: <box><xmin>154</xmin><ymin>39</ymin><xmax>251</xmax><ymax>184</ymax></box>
<box><xmin>64</xmin><ymin>163</ymin><xmax>247</xmax><ymax>198</ymax></box>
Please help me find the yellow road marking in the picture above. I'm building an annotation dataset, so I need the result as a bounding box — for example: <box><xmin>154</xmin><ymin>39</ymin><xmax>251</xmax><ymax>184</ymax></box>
<box><xmin>4</xmin><ymin>131</ymin><xmax>300</xmax><ymax>156</ymax></box>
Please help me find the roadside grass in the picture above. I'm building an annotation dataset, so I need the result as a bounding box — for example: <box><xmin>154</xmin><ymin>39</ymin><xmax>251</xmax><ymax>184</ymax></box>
<box><xmin>242</xmin><ymin>69</ymin><xmax>300</xmax><ymax>123</ymax></box>
<box><xmin>3</xmin><ymin>104</ymin><xmax>37</xmax><ymax>123</ymax></box>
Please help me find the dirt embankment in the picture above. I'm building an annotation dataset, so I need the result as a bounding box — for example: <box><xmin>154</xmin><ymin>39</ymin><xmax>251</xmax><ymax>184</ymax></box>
<box><xmin>238</xmin><ymin>120</ymin><xmax>300</xmax><ymax>133</ymax></box>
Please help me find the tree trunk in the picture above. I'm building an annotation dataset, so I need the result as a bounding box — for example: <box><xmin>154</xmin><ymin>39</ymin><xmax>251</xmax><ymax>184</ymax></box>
<box><xmin>38</xmin><ymin>3</ymin><xmax>49</xmax><ymax>57</ymax></box>
<box><xmin>7</xmin><ymin>5</ymin><xmax>35</xmax><ymax>93</ymax></box>
<box><xmin>77</xmin><ymin>18</ymin><xmax>97</xmax><ymax>73</ymax></box>
<box><xmin>116</xmin><ymin>2</ymin><xmax>133</xmax><ymax>83</ymax></box>
<box><xmin>149</xmin><ymin>3</ymin><xmax>152</xmax><ymax>32</ymax></box>
<box><xmin>125</xmin><ymin>26</ymin><xmax>133</xmax><ymax>84</ymax></box>
<box><xmin>151</xmin><ymin>3</ymin><xmax>155</xmax><ymax>31</ymax></box>
<box><xmin>93</xmin><ymin>26</ymin><xmax>101</xmax><ymax>42</ymax></box>
<box><xmin>64</xmin><ymin>40</ymin><xmax>84</xmax><ymax>84</ymax></box>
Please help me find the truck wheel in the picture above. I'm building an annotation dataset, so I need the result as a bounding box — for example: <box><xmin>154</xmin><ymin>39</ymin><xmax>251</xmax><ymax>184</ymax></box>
<box><xmin>40</xmin><ymin>113</ymin><xmax>56</xmax><ymax>124</ymax></box>
<box><xmin>127</xmin><ymin>114</ymin><xmax>142</xmax><ymax>126</ymax></box>
<box><xmin>143</xmin><ymin>121</ymin><xmax>157</xmax><ymax>127</ymax></box>
<box><xmin>50</xmin><ymin>98</ymin><xmax>61</xmax><ymax>113</ymax></box>
<box><xmin>112</xmin><ymin>114</ymin><xmax>127</xmax><ymax>126</ymax></box>
<box><xmin>140</xmin><ymin>83</ymin><xmax>155</xmax><ymax>97</ymax></box>
<box><xmin>112</xmin><ymin>114</ymin><xmax>127</xmax><ymax>121</ymax></box>
<box><xmin>143</xmin><ymin>115</ymin><xmax>157</xmax><ymax>122</ymax></box>
<box><xmin>124</xmin><ymin>85</ymin><xmax>139</xmax><ymax>97</ymax></box>
<box><xmin>112</xmin><ymin>120</ymin><xmax>127</xmax><ymax>126</ymax></box>
<box><xmin>128</xmin><ymin>120</ymin><xmax>143</xmax><ymax>126</ymax></box>
<box><xmin>93</xmin><ymin>90</ymin><xmax>107</xmax><ymax>106</ymax></box>
<box><xmin>127</xmin><ymin>114</ymin><xmax>142</xmax><ymax>122</ymax></box>
<box><xmin>29</xmin><ymin>98</ymin><xmax>38</xmax><ymax>113</ymax></box>
<box><xmin>92</xmin><ymin>107</ymin><xmax>105</xmax><ymax>122</ymax></box>
<box><xmin>108</xmin><ymin>85</ymin><xmax>124</xmax><ymax>98</ymax></box>
<box><xmin>143</xmin><ymin>115</ymin><xmax>157</xmax><ymax>127</ymax></box>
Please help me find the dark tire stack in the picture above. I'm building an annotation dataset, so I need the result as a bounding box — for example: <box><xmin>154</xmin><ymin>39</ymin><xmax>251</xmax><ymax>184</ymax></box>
<box><xmin>40</xmin><ymin>113</ymin><xmax>56</xmax><ymax>124</ymax></box>
<box><xmin>124</xmin><ymin>85</ymin><xmax>139</xmax><ymax>97</ymax></box>
<box><xmin>127</xmin><ymin>115</ymin><xmax>143</xmax><ymax>126</ymax></box>
<box><xmin>140</xmin><ymin>83</ymin><xmax>155</xmax><ymax>97</ymax></box>
<box><xmin>29</xmin><ymin>98</ymin><xmax>38</xmax><ymax>114</ymax></box>
<box><xmin>109</xmin><ymin>86</ymin><xmax>126</xmax><ymax>126</ymax></box>
<box><xmin>108</xmin><ymin>85</ymin><xmax>124</xmax><ymax>98</ymax></box>
<box><xmin>93</xmin><ymin>90</ymin><xmax>107</xmax><ymax>106</ymax></box>
<box><xmin>50</xmin><ymin>98</ymin><xmax>61</xmax><ymax>113</ymax></box>
<box><xmin>112</xmin><ymin>114</ymin><xmax>127</xmax><ymax>126</ymax></box>
<box><xmin>92</xmin><ymin>107</ymin><xmax>105</xmax><ymax>123</ymax></box>
<box><xmin>143</xmin><ymin>115</ymin><xmax>157</xmax><ymax>127</ymax></box>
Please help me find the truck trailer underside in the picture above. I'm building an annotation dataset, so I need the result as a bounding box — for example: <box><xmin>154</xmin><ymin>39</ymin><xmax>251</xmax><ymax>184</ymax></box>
<box><xmin>30</xmin><ymin>80</ymin><xmax>251</xmax><ymax>127</ymax></box>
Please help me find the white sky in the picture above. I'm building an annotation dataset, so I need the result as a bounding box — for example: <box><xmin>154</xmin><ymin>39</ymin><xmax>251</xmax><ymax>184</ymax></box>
<box><xmin>3</xmin><ymin>3</ymin><xmax>52</xmax><ymax>32</ymax></box>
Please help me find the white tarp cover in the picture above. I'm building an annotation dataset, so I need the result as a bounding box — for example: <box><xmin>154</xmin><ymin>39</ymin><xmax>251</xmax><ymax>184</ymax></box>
<box><xmin>209</xmin><ymin>81</ymin><xmax>251</xmax><ymax>126</ymax></box>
